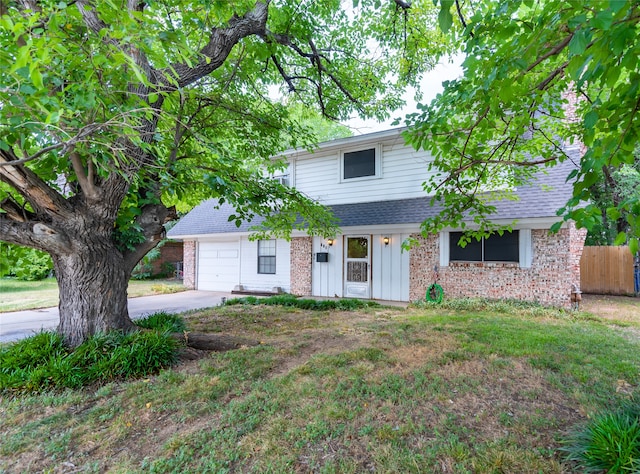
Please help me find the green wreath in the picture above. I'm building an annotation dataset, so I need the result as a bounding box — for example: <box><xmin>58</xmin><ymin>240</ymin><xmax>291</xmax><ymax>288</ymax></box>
<box><xmin>426</xmin><ymin>283</ymin><xmax>444</xmax><ymax>303</ymax></box>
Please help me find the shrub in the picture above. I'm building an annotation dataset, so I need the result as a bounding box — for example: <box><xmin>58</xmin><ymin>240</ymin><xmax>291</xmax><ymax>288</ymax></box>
<box><xmin>225</xmin><ymin>294</ymin><xmax>380</xmax><ymax>310</ymax></box>
<box><xmin>0</xmin><ymin>328</ymin><xmax>181</xmax><ymax>393</ymax></box>
<box><xmin>563</xmin><ymin>403</ymin><xmax>640</xmax><ymax>473</ymax></box>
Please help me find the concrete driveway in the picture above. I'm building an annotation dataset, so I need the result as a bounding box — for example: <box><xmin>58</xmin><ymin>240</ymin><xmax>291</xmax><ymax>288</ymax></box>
<box><xmin>0</xmin><ymin>290</ymin><xmax>233</xmax><ymax>344</ymax></box>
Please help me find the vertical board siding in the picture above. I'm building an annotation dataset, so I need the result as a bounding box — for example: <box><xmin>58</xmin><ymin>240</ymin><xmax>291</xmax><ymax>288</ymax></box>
<box><xmin>312</xmin><ymin>233</ymin><xmax>409</xmax><ymax>301</ymax></box>
<box><xmin>580</xmin><ymin>246</ymin><xmax>634</xmax><ymax>295</ymax></box>
<box><xmin>371</xmin><ymin>233</ymin><xmax>410</xmax><ymax>301</ymax></box>
<box><xmin>312</xmin><ymin>236</ymin><xmax>343</xmax><ymax>298</ymax></box>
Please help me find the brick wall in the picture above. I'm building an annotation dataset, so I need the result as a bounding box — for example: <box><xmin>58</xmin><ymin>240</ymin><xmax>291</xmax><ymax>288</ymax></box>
<box><xmin>182</xmin><ymin>240</ymin><xmax>196</xmax><ymax>289</ymax></box>
<box><xmin>409</xmin><ymin>224</ymin><xmax>587</xmax><ymax>308</ymax></box>
<box><xmin>290</xmin><ymin>237</ymin><xmax>312</xmax><ymax>296</ymax></box>
<box><xmin>150</xmin><ymin>241</ymin><xmax>183</xmax><ymax>276</ymax></box>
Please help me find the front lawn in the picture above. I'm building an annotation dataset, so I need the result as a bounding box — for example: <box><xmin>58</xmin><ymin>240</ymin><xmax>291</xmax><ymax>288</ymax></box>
<box><xmin>0</xmin><ymin>278</ymin><xmax>186</xmax><ymax>312</ymax></box>
<box><xmin>1</xmin><ymin>300</ymin><xmax>638</xmax><ymax>473</ymax></box>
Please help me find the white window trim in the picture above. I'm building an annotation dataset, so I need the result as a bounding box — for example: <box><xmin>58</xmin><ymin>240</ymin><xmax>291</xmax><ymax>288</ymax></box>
<box><xmin>339</xmin><ymin>144</ymin><xmax>382</xmax><ymax>183</ymax></box>
<box><xmin>440</xmin><ymin>228</ymin><xmax>533</xmax><ymax>268</ymax></box>
<box><xmin>257</xmin><ymin>239</ymin><xmax>277</xmax><ymax>275</ymax></box>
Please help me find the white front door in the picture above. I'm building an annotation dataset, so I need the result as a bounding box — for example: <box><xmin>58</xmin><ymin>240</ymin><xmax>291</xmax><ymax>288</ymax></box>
<box><xmin>344</xmin><ymin>235</ymin><xmax>371</xmax><ymax>299</ymax></box>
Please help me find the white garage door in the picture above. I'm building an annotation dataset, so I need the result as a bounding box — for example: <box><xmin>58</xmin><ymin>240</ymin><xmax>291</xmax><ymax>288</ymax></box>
<box><xmin>197</xmin><ymin>241</ymin><xmax>240</xmax><ymax>291</ymax></box>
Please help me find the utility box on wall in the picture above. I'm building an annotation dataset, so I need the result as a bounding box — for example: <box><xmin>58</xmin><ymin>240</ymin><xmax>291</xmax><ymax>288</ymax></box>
<box><xmin>316</xmin><ymin>252</ymin><xmax>329</xmax><ymax>263</ymax></box>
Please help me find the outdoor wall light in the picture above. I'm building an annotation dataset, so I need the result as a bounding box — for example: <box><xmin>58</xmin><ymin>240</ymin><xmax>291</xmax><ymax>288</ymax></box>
<box><xmin>383</xmin><ymin>236</ymin><xmax>390</xmax><ymax>246</ymax></box>
<box><xmin>327</xmin><ymin>238</ymin><xmax>334</xmax><ymax>246</ymax></box>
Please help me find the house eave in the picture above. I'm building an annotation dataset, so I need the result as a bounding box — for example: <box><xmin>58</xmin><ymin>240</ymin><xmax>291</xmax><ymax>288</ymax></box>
<box><xmin>171</xmin><ymin>216</ymin><xmax>571</xmax><ymax>241</ymax></box>
<box><xmin>276</xmin><ymin>127</ymin><xmax>407</xmax><ymax>161</ymax></box>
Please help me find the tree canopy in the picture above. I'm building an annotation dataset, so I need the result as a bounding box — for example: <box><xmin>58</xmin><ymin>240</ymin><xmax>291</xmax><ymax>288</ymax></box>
<box><xmin>405</xmin><ymin>0</ymin><xmax>640</xmax><ymax>254</ymax></box>
<box><xmin>0</xmin><ymin>0</ymin><xmax>445</xmax><ymax>345</ymax></box>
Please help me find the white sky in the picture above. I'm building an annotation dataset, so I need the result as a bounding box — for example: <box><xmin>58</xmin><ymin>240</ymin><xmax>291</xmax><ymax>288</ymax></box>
<box><xmin>343</xmin><ymin>54</ymin><xmax>464</xmax><ymax>135</ymax></box>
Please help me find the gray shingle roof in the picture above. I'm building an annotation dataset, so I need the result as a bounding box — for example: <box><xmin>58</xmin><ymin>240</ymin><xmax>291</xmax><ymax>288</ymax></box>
<box><xmin>168</xmin><ymin>147</ymin><xmax>580</xmax><ymax>238</ymax></box>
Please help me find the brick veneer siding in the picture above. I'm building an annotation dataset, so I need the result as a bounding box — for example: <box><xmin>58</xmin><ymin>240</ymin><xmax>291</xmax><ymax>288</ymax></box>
<box><xmin>182</xmin><ymin>240</ymin><xmax>196</xmax><ymax>289</ymax></box>
<box><xmin>409</xmin><ymin>223</ymin><xmax>587</xmax><ymax>308</ymax></box>
<box><xmin>150</xmin><ymin>241</ymin><xmax>183</xmax><ymax>276</ymax></box>
<box><xmin>290</xmin><ymin>237</ymin><xmax>312</xmax><ymax>296</ymax></box>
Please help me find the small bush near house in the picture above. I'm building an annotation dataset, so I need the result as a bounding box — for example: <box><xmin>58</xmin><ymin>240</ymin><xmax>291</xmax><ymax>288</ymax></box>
<box><xmin>225</xmin><ymin>294</ymin><xmax>380</xmax><ymax>310</ymax></box>
<box><xmin>563</xmin><ymin>401</ymin><xmax>640</xmax><ymax>473</ymax></box>
<box><xmin>0</xmin><ymin>312</ymin><xmax>183</xmax><ymax>393</ymax></box>
<box><xmin>412</xmin><ymin>297</ymin><xmax>563</xmax><ymax>318</ymax></box>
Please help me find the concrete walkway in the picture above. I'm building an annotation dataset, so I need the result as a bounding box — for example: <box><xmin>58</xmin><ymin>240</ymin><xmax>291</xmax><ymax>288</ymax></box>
<box><xmin>0</xmin><ymin>290</ymin><xmax>233</xmax><ymax>344</ymax></box>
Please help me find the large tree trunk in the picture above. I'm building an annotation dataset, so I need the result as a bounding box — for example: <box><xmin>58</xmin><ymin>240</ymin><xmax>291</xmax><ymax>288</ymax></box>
<box><xmin>54</xmin><ymin>238</ymin><xmax>134</xmax><ymax>348</ymax></box>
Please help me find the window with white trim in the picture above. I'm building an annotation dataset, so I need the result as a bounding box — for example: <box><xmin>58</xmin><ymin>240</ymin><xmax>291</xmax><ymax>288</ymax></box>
<box><xmin>257</xmin><ymin>239</ymin><xmax>276</xmax><ymax>274</ymax></box>
<box><xmin>449</xmin><ymin>231</ymin><xmax>519</xmax><ymax>262</ymax></box>
<box><xmin>341</xmin><ymin>146</ymin><xmax>380</xmax><ymax>180</ymax></box>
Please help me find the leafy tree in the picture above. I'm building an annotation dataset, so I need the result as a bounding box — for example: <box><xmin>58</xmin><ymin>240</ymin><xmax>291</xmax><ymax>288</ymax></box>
<box><xmin>0</xmin><ymin>1</ymin><xmax>443</xmax><ymax>346</ymax></box>
<box><xmin>287</xmin><ymin>103</ymin><xmax>353</xmax><ymax>143</ymax></box>
<box><xmin>405</xmin><ymin>0</ymin><xmax>640</xmax><ymax>254</ymax></box>
<box><xmin>0</xmin><ymin>241</ymin><xmax>53</xmax><ymax>280</ymax></box>
<box><xmin>586</xmin><ymin>160</ymin><xmax>640</xmax><ymax>245</ymax></box>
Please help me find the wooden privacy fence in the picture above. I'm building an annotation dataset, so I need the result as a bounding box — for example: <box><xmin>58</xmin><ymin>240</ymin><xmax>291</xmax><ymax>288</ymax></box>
<box><xmin>580</xmin><ymin>246</ymin><xmax>635</xmax><ymax>295</ymax></box>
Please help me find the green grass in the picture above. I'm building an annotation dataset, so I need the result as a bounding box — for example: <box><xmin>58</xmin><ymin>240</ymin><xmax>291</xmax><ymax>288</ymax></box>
<box><xmin>1</xmin><ymin>300</ymin><xmax>639</xmax><ymax>472</ymax></box>
<box><xmin>0</xmin><ymin>278</ymin><xmax>186</xmax><ymax>312</ymax></box>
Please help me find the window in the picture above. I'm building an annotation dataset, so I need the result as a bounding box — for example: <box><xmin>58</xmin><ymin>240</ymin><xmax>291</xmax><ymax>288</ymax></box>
<box><xmin>449</xmin><ymin>231</ymin><xmax>519</xmax><ymax>263</ymax></box>
<box><xmin>273</xmin><ymin>174</ymin><xmax>290</xmax><ymax>186</ymax></box>
<box><xmin>257</xmin><ymin>240</ymin><xmax>276</xmax><ymax>274</ymax></box>
<box><xmin>343</xmin><ymin>147</ymin><xmax>377</xmax><ymax>179</ymax></box>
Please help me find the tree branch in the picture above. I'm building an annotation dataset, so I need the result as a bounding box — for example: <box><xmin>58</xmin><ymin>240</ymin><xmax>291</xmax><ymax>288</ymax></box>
<box><xmin>69</xmin><ymin>151</ymin><xmax>99</xmax><ymax>200</ymax></box>
<box><xmin>526</xmin><ymin>33</ymin><xmax>573</xmax><ymax>73</ymax></box>
<box><xmin>0</xmin><ymin>216</ymin><xmax>71</xmax><ymax>253</ymax></box>
<box><xmin>160</xmin><ymin>2</ymin><xmax>270</xmax><ymax>90</ymax></box>
<box><xmin>122</xmin><ymin>203</ymin><xmax>177</xmax><ymax>272</ymax></box>
<box><xmin>455</xmin><ymin>0</ymin><xmax>473</xmax><ymax>38</ymax></box>
<box><xmin>0</xmin><ymin>153</ymin><xmax>73</xmax><ymax>219</ymax></box>
<box><xmin>0</xmin><ymin>196</ymin><xmax>36</xmax><ymax>222</ymax></box>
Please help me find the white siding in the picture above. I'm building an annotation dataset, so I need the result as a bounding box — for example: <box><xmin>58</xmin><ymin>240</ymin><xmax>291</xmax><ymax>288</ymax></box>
<box><xmin>312</xmin><ymin>236</ymin><xmax>344</xmax><ymax>298</ymax></box>
<box><xmin>371</xmin><ymin>233</ymin><xmax>411</xmax><ymax>301</ymax></box>
<box><xmin>311</xmin><ymin>232</ymin><xmax>410</xmax><ymax>302</ymax></box>
<box><xmin>239</xmin><ymin>237</ymin><xmax>291</xmax><ymax>292</ymax></box>
<box><xmin>292</xmin><ymin>140</ymin><xmax>435</xmax><ymax>205</ymax></box>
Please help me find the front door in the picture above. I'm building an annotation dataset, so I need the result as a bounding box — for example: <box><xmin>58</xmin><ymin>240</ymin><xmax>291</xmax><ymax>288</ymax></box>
<box><xmin>344</xmin><ymin>235</ymin><xmax>371</xmax><ymax>298</ymax></box>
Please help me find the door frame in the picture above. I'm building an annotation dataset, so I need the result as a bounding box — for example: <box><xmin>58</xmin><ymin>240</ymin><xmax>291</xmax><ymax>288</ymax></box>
<box><xmin>343</xmin><ymin>235</ymin><xmax>371</xmax><ymax>298</ymax></box>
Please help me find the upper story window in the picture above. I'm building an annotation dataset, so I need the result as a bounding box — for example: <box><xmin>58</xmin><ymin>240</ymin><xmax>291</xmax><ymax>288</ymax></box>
<box><xmin>449</xmin><ymin>231</ymin><xmax>519</xmax><ymax>263</ymax></box>
<box><xmin>257</xmin><ymin>239</ymin><xmax>276</xmax><ymax>274</ymax></box>
<box><xmin>341</xmin><ymin>145</ymin><xmax>380</xmax><ymax>181</ymax></box>
<box><xmin>272</xmin><ymin>174</ymin><xmax>290</xmax><ymax>186</ymax></box>
<box><xmin>269</xmin><ymin>162</ymin><xmax>291</xmax><ymax>187</ymax></box>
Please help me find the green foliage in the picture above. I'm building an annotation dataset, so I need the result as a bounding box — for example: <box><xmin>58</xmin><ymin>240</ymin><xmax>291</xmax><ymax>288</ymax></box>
<box><xmin>0</xmin><ymin>242</ymin><xmax>53</xmax><ymax>281</ymax></box>
<box><xmin>411</xmin><ymin>1</ymin><xmax>640</xmax><ymax>251</ymax></box>
<box><xmin>136</xmin><ymin>311</ymin><xmax>187</xmax><ymax>333</ymax></box>
<box><xmin>131</xmin><ymin>246</ymin><xmax>162</xmax><ymax>280</ymax></box>
<box><xmin>0</xmin><ymin>329</ymin><xmax>181</xmax><ymax>393</ymax></box>
<box><xmin>0</xmin><ymin>0</ymin><xmax>445</xmax><ymax>253</ymax></box>
<box><xmin>585</xmin><ymin>161</ymin><xmax>640</xmax><ymax>245</ymax></box>
<box><xmin>563</xmin><ymin>402</ymin><xmax>640</xmax><ymax>473</ymax></box>
<box><xmin>411</xmin><ymin>296</ymin><xmax>563</xmax><ymax>318</ymax></box>
<box><xmin>225</xmin><ymin>294</ymin><xmax>380</xmax><ymax>310</ymax></box>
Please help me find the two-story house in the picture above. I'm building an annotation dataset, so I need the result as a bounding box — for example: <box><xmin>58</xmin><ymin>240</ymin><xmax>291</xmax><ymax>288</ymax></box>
<box><xmin>168</xmin><ymin>128</ymin><xmax>587</xmax><ymax>308</ymax></box>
